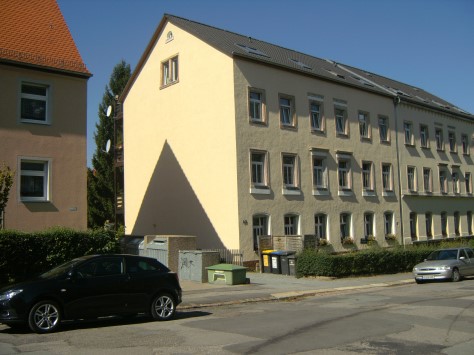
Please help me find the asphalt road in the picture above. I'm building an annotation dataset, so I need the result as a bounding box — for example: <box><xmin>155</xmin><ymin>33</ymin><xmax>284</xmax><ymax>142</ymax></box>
<box><xmin>1</xmin><ymin>279</ymin><xmax>474</xmax><ymax>354</ymax></box>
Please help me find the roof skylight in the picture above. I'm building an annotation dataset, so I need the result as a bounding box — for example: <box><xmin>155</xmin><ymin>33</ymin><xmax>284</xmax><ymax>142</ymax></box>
<box><xmin>289</xmin><ymin>58</ymin><xmax>312</xmax><ymax>70</ymax></box>
<box><xmin>235</xmin><ymin>43</ymin><xmax>269</xmax><ymax>58</ymax></box>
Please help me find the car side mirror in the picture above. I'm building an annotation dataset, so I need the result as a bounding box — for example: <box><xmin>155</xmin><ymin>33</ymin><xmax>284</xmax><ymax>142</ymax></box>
<box><xmin>460</xmin><ymin>256</ymin><xmax>466</xmax><ymax>260</ymax></box>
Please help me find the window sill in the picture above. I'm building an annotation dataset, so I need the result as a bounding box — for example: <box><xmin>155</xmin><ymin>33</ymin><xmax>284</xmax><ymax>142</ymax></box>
<box><xmin>338</xmin><ymin>189</ymin><xmax>353</xmax><ymax>197</ymax></box>
<box><xmin>250</xmin><ymin>187</ymin><xmax>271</xmax><ymax>195</ymax></box>
<box><xmin>336</xmin><ymin>132</ymin><xmax>348</xmax><ymax>138</ymax></box>
<box><xmin>282</xmin><ymin>187</ymin><xmax>301</xmax><ymax>196</ymax></box>
<box><xmin>159</xmin><ymin>79</ymin><xmax>179</xmax><ymax>90</ymax></box>
<box><xmin>362</xmin><ymin>190</ymin><xmax>376</xmax><ymax>197</ymax></box>
<box><xmin>360</xmin><ymin>137</ymin><xmax>371</xmax><ymax>142</ymax></box>
<box><xmin>20</xmin><ymin>119</ymin><xmax>50</xmax><ymax>125</ymax></box>
<box><xmin>382</xmin><ymin>190</ymin><xmax>395</xmax><ymax>197</ymax></box>
<box><xmin>280</xmin><ymin>124</ymin><xmax>297</xmax><ymax>130</ymax></box>
<box><xmin>312</xmin><ymin>188</ymin><xmax>329</xmax><ymax>196</ymax></box>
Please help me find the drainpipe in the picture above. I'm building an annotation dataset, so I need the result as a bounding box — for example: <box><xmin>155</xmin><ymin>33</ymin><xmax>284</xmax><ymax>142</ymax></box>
<box><xmin>393</xmin><ymin>96</ymin><xmax>405</xmax><ymax>247</ymax></box>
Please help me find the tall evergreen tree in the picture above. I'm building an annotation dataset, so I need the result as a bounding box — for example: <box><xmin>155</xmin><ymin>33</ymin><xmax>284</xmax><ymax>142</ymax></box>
<box><xmin>88</xmin><ymin>60</ymin><xmax>131</xmax><ymax>228</ymax></box>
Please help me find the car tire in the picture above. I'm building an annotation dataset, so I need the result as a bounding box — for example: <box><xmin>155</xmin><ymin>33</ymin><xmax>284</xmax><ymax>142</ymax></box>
<box><xmin>415</xmin><ymin>279</ymin><xmax>424</xmax><ymax>284</ymax></box>
<box><xmin>150</xmin><ymin>293</ymin><xmax>176</xmax><ymax>321</ymax></box>
<box><xmin>451</xmin><ymin>268</ymin><xmax>461</xmax><ymax>282</ymax></box>
<box><xmin>28</xmin><ymin>300</ymin><xmax>61</xmax><ymax>334</ymax></box>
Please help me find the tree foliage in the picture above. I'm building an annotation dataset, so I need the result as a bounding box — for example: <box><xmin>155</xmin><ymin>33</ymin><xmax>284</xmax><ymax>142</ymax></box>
<box><xmin>87</xmin><ymin>60</ymin><xmax>131</xmax><ymax>228</ymax></box>
<box><xmin>0</xmin><ymin>162</ymin><xmax>15</xmax><ymax>229</ymax></box>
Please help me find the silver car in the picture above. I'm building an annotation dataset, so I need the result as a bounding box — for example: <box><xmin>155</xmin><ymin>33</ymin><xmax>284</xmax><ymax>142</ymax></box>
<box><xmin>413</xmin><ymin>247</ymin><xmax>474</xmax><ymax>283</ymax></box>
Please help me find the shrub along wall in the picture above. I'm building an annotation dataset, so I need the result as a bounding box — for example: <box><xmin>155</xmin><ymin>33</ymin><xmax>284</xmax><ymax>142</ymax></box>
<box><xmin>0</xmin><ymin>227</ymin><xmax>120</xmax><ymax>285</ymax></box>
<box><xmin>296</xmin><ymin>240</ymin><xmax>474</xmax><ymax>278</ymax></box>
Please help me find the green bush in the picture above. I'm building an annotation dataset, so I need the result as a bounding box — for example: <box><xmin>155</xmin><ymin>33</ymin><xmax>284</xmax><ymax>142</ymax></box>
<box><xmin>0</xmin><ymin>227</ymin><xmax>120</xmax><ymax>286</ymax></box>
<box><xmin>296</xmin><ymin>245</ymin><xmax>438</xmax><ymax>278</ymax></box>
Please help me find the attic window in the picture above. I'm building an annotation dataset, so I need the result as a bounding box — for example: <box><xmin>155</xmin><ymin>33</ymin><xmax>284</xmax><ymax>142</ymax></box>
<box><xmin>432</xmin><ymin>100</ymin><xmax>451</xmax><ymax>109</ymax></box>
<box><xmin>415</xmin><ymin>95</ymin><xmax>429</xmax><ymax>103</ymax></box>
<box><xmin>235</xmin><ymin>43</ymin><xmax>269</xmax><ymax>58</ymax></box>
<box><xmin>289</xmin><ymin>58</ymin><xmax>312</xmax><ymax>70</ymax></box>
<box><xmin>350</xmin><ymin>75</ymin><xmax>374</xmax><ymax>87</ymax></box>
<box><xmin>324</xmin><ymin>69</ymin><xmax>345</xmax><ymax>80</ymax></box>
<box><xmin>166</xmin><ymin>31</ymin><xmax>174</xmax><ymax>43</ymax></box>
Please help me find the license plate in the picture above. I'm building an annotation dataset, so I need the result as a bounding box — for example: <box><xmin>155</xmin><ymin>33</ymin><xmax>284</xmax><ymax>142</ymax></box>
<box><xmin>422</xmin><ymin>275</ymin><xmax>435</xmax><ymax>279</ymax></box>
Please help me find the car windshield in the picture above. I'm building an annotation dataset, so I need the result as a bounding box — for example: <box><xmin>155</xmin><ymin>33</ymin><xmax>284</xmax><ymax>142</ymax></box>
<box><xmin>426</xmin><ymin>250</ymin><xmax>458</xmax><ymax>261</ymax></box>
<box><xmin>40</xmin><ymin>259</ymin><xmax>85</xmax><ymax>278</ymax></box>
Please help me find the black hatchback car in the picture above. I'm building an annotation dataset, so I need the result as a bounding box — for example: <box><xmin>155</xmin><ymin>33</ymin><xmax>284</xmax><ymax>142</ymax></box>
<box><xmin>0</xmin><ymin>254</ymin><xmax>182</xmax><ymax>333</ymax></box>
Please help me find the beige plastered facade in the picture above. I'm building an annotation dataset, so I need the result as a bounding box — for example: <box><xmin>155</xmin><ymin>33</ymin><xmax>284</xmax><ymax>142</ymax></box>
<box><xmin>0</xmin><ymin>64</ymin><xmax>87</xmax><ymax>231</ymax></box>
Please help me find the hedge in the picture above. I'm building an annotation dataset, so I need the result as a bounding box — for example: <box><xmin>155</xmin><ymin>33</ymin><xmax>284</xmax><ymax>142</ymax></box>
<box><xmin>0</xmin><ymin>227</ymin><xmax>120</xmax><ymax>286</ymax></box>
<box><xmin>296</xmin><ymin>240</ymin><xmax>474</xmax><ymax>278</ymax></box>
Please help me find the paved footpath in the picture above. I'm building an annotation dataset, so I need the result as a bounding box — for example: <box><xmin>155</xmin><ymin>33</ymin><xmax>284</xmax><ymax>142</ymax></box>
<box><xmin>179</xmin><ymin>272</ymin><xmax>414</xmax><ymax>309</ymax></box>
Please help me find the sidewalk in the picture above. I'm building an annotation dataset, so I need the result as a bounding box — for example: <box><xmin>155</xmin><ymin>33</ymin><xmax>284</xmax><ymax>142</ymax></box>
<box><xmin>179</xmin><ymin>272</ymin><xmax>414</xmax><ymax>309</ymax></box>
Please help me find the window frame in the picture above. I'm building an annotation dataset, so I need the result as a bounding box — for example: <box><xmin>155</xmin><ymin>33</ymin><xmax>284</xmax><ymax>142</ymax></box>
<box><xmin>423</xmin><ymin>167</ymin><xmax>432</xmax><ymax>193</ymax></box>
<box><xmin>279</xmin><ymin>94</ymin><xmax>296</xmax><ymax>128</ymax></box>
<box><xmin>420</xmin><ymin>124</ymin><xmax>429</xmax><ymax>148</ymax></box>
<box><xmin>435</xmin><ymin>128</ymin><xmax>444</xmax><ymax>151</ymax></box>
<box><xmin>384</xmin><ymin>212</ymin><xmax>394</xmax><ymax>236</ymax></box>
<box><xmin>248</xmin><ymin>88</ymin><xmax>266</xmax><ymax>124</ymax></box>
<box><xmin>404</xmin><ymin>121</ymin><xmax>414</xmax><ymax>145</ymax></box>
<box><xmin>461</xmin><ymin>134</ymin><xmax>469</xmax><ymax>155</ymax></box>
<box><xmin>252</xmin><ymin>214</ymin><xmax>270</xmax><ymax>251</ymax></box>
<box><xmin>314</xmin><ymin>214</ymin><xmax>327</xmax><ymax>240</ymax></box>
<box><xmin>381</xmin><ymin>163</ymin><xmax>393</xmax><ymax>193</ymax></box>
<box><xmin>340</xmin><ymin>213</ymin><xmax>351</xmax><ymax>240</ymax></box>
<box><xmin>337</xmin><ymin>154</ymin><xmax>352</xmax><ymax>193</ymax></box>
<box><xmin>358</xmin><ymin>111</ymin><xmax>370</xmax><ymax>140</ymax></box>
<box><xmin>362</xmin><ymin>161</ymin><xmax>374</xmax><ymax>193</ymax></box>
<box><xmin>284</xmin><ymin>214</ymin><xmax>299</xmax><ymax>236</ymax></box>
<box><xmin>425</xmin><ymin>212</ymin><xmax>433</xmax><ymax>238</ymax></box>
<box><xmin>364</xmin><ymin>212</ymin><xmax>374</xmax><ymax>238</ymax></box>
<box><xmin>309</xmin><ymin>98</ymin><xmax>324</xmax><ymax>132</ymax></box>
<box><xmin>452</xmin><ymin>171</ymin><xmax>460</xmax><ymax>194</ymax></box>
<box><xmin>281</xmin><ymin>153</ymin><xmax>299</xmax><ymax>192</ymax></box>
<box><xmin>311</xmin><ymin>150</ymin><xmax>328</xmax><ymax>194</ymax></box>
<box><xmin>407</xmin><ymin>166</ymin><xmax>417</xmax><ymax>192</ymax></box>
<box><xmin>161</xmin><ymin>55</ymin><xmax>179</xmax><ymax>87</ymax></box>
<box><xmin>378</xmin><ymin>115</ymin><xmax>389</xmax><ymax>143</ymax></box>
<box><xmin>448</xmin><ymin>131</ymin><xmax>457</xmax><ymax>153</ymax></box>
<box><xmin>465</xmin><ymin>172</ymin><xmax>472</xmax><ymax>194</ymax></box>
<box><xmin>439</xmin><ymin>168</ymin><xmax>448</xmax><ymax>194</ymax></box>
<box><xmin>18</xmin><ymin>157</ymin><xmax>51</xmax><ymax>202</ymax></box>
<box><xmin>20</xmin><ymin>81</ymin><xmax>50</xmax><ymax>124</ymax></box>
<box><xmin>409</xmin><ymin>212</ymin><xmax>417</xmax><ymax>239</ymax></box>
<box><xmin>250</xmin><ymin>150</ymin><xmax>269</xmax><ymax>193</ymax></box>
<box><xmin>441</xmin><ymin>212</ymin><xmax>448</xmax><ymax>237</ymax></box>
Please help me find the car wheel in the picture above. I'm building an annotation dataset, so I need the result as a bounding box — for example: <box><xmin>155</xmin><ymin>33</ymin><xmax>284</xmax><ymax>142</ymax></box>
<box><xmin>451</xmin><ymin>268</ymin><xmax>461</xmax><ymax>282</ymax></box>
<box><xmin>415</xmin><ymin>279</ymin><xmax>424</xmax><ymax>284</ymax></box>
<box><xmin>28</xmin><ymin>300</ymin><xmax>61</xmax><ymax>334</ymax></box>
<box><xmin>150</xmin><ymin>293</ymin><xmax>176</xmax><ymax>321</ymax></box>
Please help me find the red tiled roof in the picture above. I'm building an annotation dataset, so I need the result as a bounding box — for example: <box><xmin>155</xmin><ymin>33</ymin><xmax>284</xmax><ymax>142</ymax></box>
<box><xmin>0</xmin><ymin>0</ymin><xmax>91</xmax><ymax>76</ymax></box>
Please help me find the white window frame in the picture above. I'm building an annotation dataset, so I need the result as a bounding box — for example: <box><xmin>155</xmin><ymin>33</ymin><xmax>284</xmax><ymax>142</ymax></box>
<box><xmin>407</xmin><ymin>166</ymin><xmax>417</xmax><ymax>192</ymax></box>
<box><xmin>161</xmin><ymin>55</ymin><xmax>179</xmax><ymax>87</ymax></box>
<box><xmin>382</xmin><ymin>163</ymin><xmax>393</xmax><ymax>193</ymax></box>
<box><xmin>452</xmin><ymin>171</ymin><xmax>460</xmax><ymax>194</ymax></box>
<box><xmin>364</xmin><ymin>212</ymin><xmax>374</xmax><ymax>238</ymax></box>
<box><xmin>314</xmin><ymin>214</ymin><xmax>327</xmax><ymax>240</ymax></box>
<box><xmin>448</xmin><ymin>131</ymin><xmax>457</xmax><ymax>153</ymax></box>
<box><xmin>250</xmin><ymin>150</ymin><xmax>270</xmax><ymax>194</ymax></box>
<box><xmin>311</xmin><ymin>150</ymin><xmax>328</xmax><ymax>195</ymax></box>
<box><xmin>404</xmin><ymin>121</ymin><xmax>413</xmax><ymax>145</ymax></box>
<box><xmin>18</xmin><ymin>157</ymin><xmax>51</xmax><ymax>202</ymax></box>
<box><xmin>249</xmin><ymin>89</ymin><xmax>266</xmax><ymax>123</ymax></box>
<box><xmin>282</xmin><ymin>153</ymin><xmax>299</xmax><ymax>194</ymax></box>
<box><xmin>284</xmin><ymin>214</ymin><xmax>299</xmax><ymax>235</ymax></box>
<box><xmin>335</xmin><ymin>107</ymin><xmax>347</xmax><ymax>135</ymax></box>
<box><xmin>423</xmin><ymin>167</ymin><xmax>432</xmax><ymax>193</ymax></box>
<box><xmin>358</xmin><ymin>111</ymin><xmax>370</xmax><ymax>139</ymax></box>
<box><xmin>20</xmin><ymin>81</ymin><xmax>50</xmax><ymax>124</ymax></box>
<box><xmin>362</xmin><ymin>161</ymin><xmax>374</xmax><ymax>192</ymax></box>
<box><xmin>420</xmin><ymin>124</ymin><xmax>429</xmax><ymax>148</ymax></box>
<box><xmin>279</xmin><ymin>95</ymin><xmax>295</xmax><ymax>127</ymax></box>
<box><xmin>465</xmin><ymin>172</ymin><xmax>472</xmax><ymax>194</ymax></box>
<box><xmin>378</xmin><ymin>116</ymin><xmax>389</xmax><ymax>143</ymax></box>
<box><xmin>435</xmin><ymin>128</ymin><xmax>444</xmax><ymax>150</ymax></box>
<box><xmin>439</xmin><ymin>169</ymin><xmax>448</xmax><ymax>194</ymax></box>
<box><xmin>252</xmin><ymin>214</ymin><xmax>270</xmax><ymax>251</ymax></box>
<box><xmin>340</xmin><ymin>213</ymin><xmax>351</xmax><ymax>240</ymax></box>
<box><xmin>461</xmin><ymin>134</ymin><xmax>469</xmax><ymax>155</ymax></box>
<box><xmin>309</xmin><ymin>100</ymin><xmax>323</xmax><ymax>131</ymax></box>
<box><xmin>384</xmin><ymin>212</ymin><xmax>394</xmax><ymax>236</ymax></box>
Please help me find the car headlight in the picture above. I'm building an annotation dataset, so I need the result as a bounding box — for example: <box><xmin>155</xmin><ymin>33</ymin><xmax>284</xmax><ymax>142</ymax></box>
<box><xmin>436</xmin><ymin>266</ymin><xmax>451</xmax><ymax>270</ymax></box>
<box><xmin>0</xmin><ymin>289</ymin><xmax>23</xmax><ymax>301</ymax></box>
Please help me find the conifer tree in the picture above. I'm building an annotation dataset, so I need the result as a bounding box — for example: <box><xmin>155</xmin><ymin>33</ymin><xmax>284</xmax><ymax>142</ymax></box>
<box><xmin>87</xmin><ymin>60</ymin><xmax>131</xmax><ymax>228</ymax></box>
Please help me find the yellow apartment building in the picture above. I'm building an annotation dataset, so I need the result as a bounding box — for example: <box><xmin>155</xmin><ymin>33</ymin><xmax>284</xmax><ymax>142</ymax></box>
<box><xmin>122</xmin><ymin>15</ymin><xmax>473</xmax><ymax>262</ymax></box>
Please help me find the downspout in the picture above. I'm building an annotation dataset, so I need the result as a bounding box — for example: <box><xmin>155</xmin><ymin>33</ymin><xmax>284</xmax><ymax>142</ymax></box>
<box><xmin>393</xmin><ymin>96</ymin><xmax>405</xmax><ymax>247</ymax></box>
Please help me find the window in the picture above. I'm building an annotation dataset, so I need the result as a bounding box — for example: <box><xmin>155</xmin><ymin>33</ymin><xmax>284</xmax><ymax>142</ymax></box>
<box><xmin>284</xmin><ymin>214</ymin><xmax>299</xmax><ymax>235</ymax></box>
<box><xmin>441</xmin><ymin>212</ymin><xmax>448</xmax><ymax>237</ymax></box>
<box><xmin>314</xmin><ymin>214</ymin><xmax>327</xmax><ymax>240</ymax></box>
<box><xmin>452</xmin><ymin>171</ymin><xmax>460</xmax><ymax>194</ymax></box>
<box><xmin>407</xmin><ymin>166</ymin><xmax>417</xmax><ymax>192</ymax></box>
<box><xmin>312</xmin><ymin>154</ymin><xmax>328</xmax><ymax>190</ymax></box>
<box><xmin>382</xmin><ymin>163</ymin><xmax>393</xmax><ymax>192</ymax></box>
<box><xmin>250</xmin><ymin>150</ymin><xmax>268</xmax><ymax>189</ymax></box>
<box><xmin>161</xmin><ymin>55</ymin><xmax>178</xmax><ymax>86</ymax></box>
<box><xmin>378</xmin><ymin>116</ymin><xmax>389</xmax><ymax>142</ymax></box>
<box><xmin>334</xmin><ymin>102</ymin><xmax>348</xmax><ymax>135</ymax></box>
<box><xmin>420</xmin><ymin>124</ymin><xmax>429</xmax><ymax>148</ymax></box>
<box><xmin>340</xmin><ymin>213</ymin><xmax>351</xmax><ymax>239</ymax></box>
<box><xmin>249</xmin><ymin>89</ymin><xmax>265</xmax><ymax>123</ymax></box>
<box><xmin>425</xmin><ymin>213</ymin><xmax>433</xmax><ymax>238</ymax></box>
<box><xmin>282</xmin><ymin>154</ymin><xmax>298</xmax><ymax>189</ymax></box>
<box><xmin>253</xmin><ymin>215</ymin><xmax>269</xmax><ymax>251</ymax></box>
<box><xmin>279</xmin><ymin>95</ymin><xmax>295</xmax><ymax>127</ymax></box>
<box><xmin>20</xmin><ymin>82</ymin><xmax>49</xmax><ymax>123</ymax></box>
<box><xmin>448</xmin><ymin>131</ymin><xmax>457</xmax><ymax>152</ymax></box>
<box><xmin>423</xmin><ymin>168</ymin><xmax>432</xmax><ymax>193</ymax></box>
<box><xmin>435</xmin><ymin>128</ymin><xmax>444</xmax><ymax>150</ymax></box>
<box><xmin>364</xmin><ymin>212</ymin><xmax>374</xmax><ymax>238</ymax></box>
<box><xmin>19</xmin><ymin>158</ymin><xmax>50</xmax><ymax>202</ymax></box>
<box><xmin>465</xmin><ymin>172</ymin><xmax>472</xmax><ymax>194</ymax></box>
<box><xmin>410</xmin><ymin>212</ymin><xmax>417</xmax><ymax>239</ymax></box>
<box><xmin>358</xmin><ymin>111</ymin><xmax>370</xmax><ymax>139</ymax></box>
<box><xmin>309</xmin><ymin>101</ymin><xmax>323</xmax><ymax>131</ymax></box>
<box><xmin>362</xmin><ymin>161</ymin><xmax>374</xmax><ymax>191</ymax></box>
<box><xmin>404</xmin><ymin>121</ymin><xmax>413</xmax><ymax>145</ymax></box>
<box><xmin>439</xmin><ymin>169</ymin><xmax>448</xmax><ymax>193</ymax></box>
<box><xmin>384</xmin><ymin>212</ymin><xmax>394</xmax><ymax>236</ymax></box>
<box><xmin>338</xmin><ymin>158</ymin><xmax>351</xmax><ymax>190</ymax></box>
<box><xmin>461</xmin><ymin>134</ymin><xmax>469</xmax><ymax>155</ymax></box>
<box><xmin>454</xmin><ymin>212</ymin><xmax>460</xmax><ymax>236</ymax></box>
<box><xmin>77</xmin><ymin>257</ymin><xmax>123</xmax><ymax>278</ymax></box>
<box><xmin>467</xmin><ymin>212</ymin><xmax>473</xmax><ymax>235</ymax></box>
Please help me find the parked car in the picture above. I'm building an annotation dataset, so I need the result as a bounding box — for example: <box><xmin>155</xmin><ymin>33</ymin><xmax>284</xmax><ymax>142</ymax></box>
<box><xmin>0</xmin><ymin>254</ymin><xmax>182</xmax><ymax>333</ymax></box>
<box><xmin>412</xmin><ymin>247</ymin><xmax>474</xmax><ymax>284</ymax></box>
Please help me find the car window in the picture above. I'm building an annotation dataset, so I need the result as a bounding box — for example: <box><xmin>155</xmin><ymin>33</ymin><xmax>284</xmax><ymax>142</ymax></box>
<box><xmin>126</xmin><ymin>257</ymin><xmax>166</xmax><ymax>273</ymax></box>
<box><xmin>428</xmin><ymin>250</ymin><xmax>457</xmax><ymax>260</ymax></box>
<box><xmin>466</xmin><ymin>249</ymin><xmax>474</xmax><ymax>259</ymax></box>
<box><xmin>459</xmin><ymin>249</ymin><xmax>467</xmax><ymax>259</ymax></box>
<box><xmin>77</xmin><ymin>258</ymin><xmax>123</xmax><ymax>278</ymax></box>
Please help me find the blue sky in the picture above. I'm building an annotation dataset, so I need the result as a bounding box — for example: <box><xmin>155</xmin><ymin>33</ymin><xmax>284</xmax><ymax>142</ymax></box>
<box><xmin>57</xmin><ymin>0</ymin><xmax>474</xmax><ymax>167</ymax></box>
